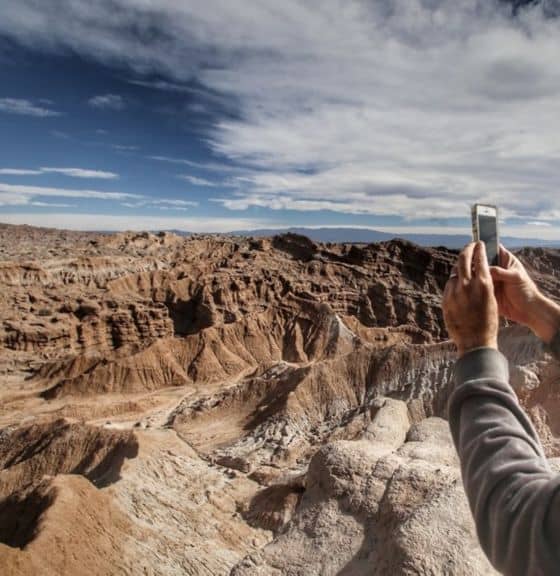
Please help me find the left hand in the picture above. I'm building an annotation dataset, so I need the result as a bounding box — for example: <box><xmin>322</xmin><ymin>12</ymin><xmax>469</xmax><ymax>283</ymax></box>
<box><xmin>442</xmin><ymin>241</ymin><xmax>499</xmax><ymax>357</ymax></box>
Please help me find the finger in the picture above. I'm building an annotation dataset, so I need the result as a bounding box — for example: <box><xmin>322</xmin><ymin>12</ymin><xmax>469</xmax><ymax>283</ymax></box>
<box><xmin>443</xmin><ymin>266</ymin><xmax>456</xmax><ymax>297</ymax></box>
<box><xmin>443</xmin><ymin>275</ymin><xmax>455</xmax><ymax>299</ymax></box>
<box><xmin>473</xmin><ymin>241</ymin><xmax>491</xmax><ymax>280</ymax></box>
<box><xmin>458</xmin><ymin>242</ymin><xmax>476</xmax><ymax>283</ymax></box>
<box><xmin>498</xmin><ymin>244</ymin><xmax>515</xmax><ymax>269</ymax></box>
<box><xmin>489</xmin><ymin>266</ymin><xmax>520</xmax><ymax>283</ymax></box>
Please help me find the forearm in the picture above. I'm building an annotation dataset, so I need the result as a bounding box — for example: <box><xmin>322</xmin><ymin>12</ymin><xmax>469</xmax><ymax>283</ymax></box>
<box><xmin>449</xmin><ymin>348</ymin><xmax>560</xmax><ymax>575</ymax></box>
<box><xmin>528</xmin><ymin>292</ymin><xmax>560</xmax><ymax>344</ymax></box>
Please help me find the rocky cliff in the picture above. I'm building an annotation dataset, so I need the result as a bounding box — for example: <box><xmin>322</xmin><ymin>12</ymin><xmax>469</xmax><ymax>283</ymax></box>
<box><xmin>1</xmin><ymin>223</ymin><xmax>559</xmax><ymax>575</ymax></box>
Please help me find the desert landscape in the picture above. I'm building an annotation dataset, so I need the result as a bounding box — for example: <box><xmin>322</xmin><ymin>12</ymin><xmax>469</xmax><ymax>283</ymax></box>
<box><xmin>1</xmin><ymin>222</ymin><xmax>560</xmax><ymax>575</ymax></box>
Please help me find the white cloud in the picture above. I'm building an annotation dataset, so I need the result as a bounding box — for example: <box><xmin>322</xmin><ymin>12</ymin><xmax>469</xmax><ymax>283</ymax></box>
<box><xmin>0</xmin><ymin>97</ymin><xmax>60</xmax><ymax>117</ymax></box>
<box><xmin>29</xmin><ymin>201</ymin><xmax>77</xmax><ymax>208</ymax></box>
<box><xmin>0</xmin><ymin>167</ymin><xmax>119</xmax><ymax>179</ymax></box>
<box><xmin>0</xmin><ymin>213</ymin><xmax>275</xmax><ymax>233</ymax></box>
<box><xmin>88</xmin><ymin>94</ymin><xmax>125</xmax><ymax>110</ymax></box>
<box><xmin>527</xmin><ymin>220</ymin><xmax>553</xmax><ymax>227</ymax></box>
<box><xmin>157</xmin><ymin>206</ymin><xmax>188</xmax><ymax>211</ymax></box>
<box><xmin>128</xmin><ymin>79</ymin><xmax>192</xmax><ymax>93</ymax></box>
<box><xmin>112</xmin><ymin>144</ymin><xmax>138</xmax><ymax>151</ymax></box>
<box><xmin>3</xmin><ymin>1</ymin><xmax>560</xmax><ymax>222</ymax></box>
<box><xmin>120</xmin><ymin>198</ymin><xmax>198</xmax><ymax>209</ymax></box>
<box><xmin>0</xmin><ymin>192</ymin><xmax>30</xmax><ymax>206</ymax></box>
<box><xmin>0</xmin><ymin>169</ymin><xmax>42</xmax><ymax>176</ymax></box>
<box><xmin>151</xmin><ymin>199</ymin><xmax>198</xmax><ymax>207</ymax></box>
<box><xmin>40</xmin><ymin>167</ymin><xmax>118</xmax><ymax>179</ymax></box>
<box><xmin>177</xmin><ymin>174</ymin><xmax>217</xmax><ymax>187</ymax></box>
<box><xmin>0</xmin><ymin>182</ymin><xmax>140</xmax><ymax>206</ymax></box>
<box><xmin>148</xmin><ymin>156</ymin><xmax>192</xmax><ymax>165</ymax></box>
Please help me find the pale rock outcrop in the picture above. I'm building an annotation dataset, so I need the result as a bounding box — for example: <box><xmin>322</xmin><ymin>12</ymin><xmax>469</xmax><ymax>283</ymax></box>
<box><xmin>233</xmin><ymin>407</ymin><xmax>497</xmax><ymax>575</ymax></box>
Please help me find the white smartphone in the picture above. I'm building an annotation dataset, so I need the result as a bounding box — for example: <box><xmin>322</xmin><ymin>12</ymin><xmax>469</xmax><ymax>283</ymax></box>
<box><xmin>471</xmin><ymin>204</ymin><xmax>499</xmax><ymax>266</ymax></box>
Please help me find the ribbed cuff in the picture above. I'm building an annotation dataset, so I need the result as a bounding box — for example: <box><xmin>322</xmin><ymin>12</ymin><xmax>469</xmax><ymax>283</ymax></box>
<box><xmin>454</xmin><ymin>347</ymin><xmax>509</xmax><ymax>385</ymax></box>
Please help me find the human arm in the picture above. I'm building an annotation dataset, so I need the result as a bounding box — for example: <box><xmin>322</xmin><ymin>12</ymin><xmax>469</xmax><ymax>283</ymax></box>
<box><xmin>490</xmin><ymin>245</ymin><xmax>560</xmax><ymax>345</ymax></box>
<box><xmin>443</xmin><ymin>242</ymin><xmax>560</xmax><ymax>575</ymax></box>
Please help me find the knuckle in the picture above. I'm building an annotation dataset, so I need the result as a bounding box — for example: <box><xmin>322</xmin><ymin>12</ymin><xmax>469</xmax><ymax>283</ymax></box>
<box><xmin>478</xmin><ymin>277</ymin><xmax>490</xmax><ymax>289</ymax></box>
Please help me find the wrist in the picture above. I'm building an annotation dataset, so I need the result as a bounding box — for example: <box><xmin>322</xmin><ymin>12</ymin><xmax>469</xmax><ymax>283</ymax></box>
<box><xmin>457</xmin><ymin>338</ymin><xmax>498</xmax><ymax>358</ymax></box>
<box><xmin>528</xmin><ymin>293</ymin><xmax>560</xmax><ymax>344</ymax></box>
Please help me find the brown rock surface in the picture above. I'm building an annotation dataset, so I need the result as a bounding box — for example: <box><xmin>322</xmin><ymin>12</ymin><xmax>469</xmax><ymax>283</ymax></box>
<box><xmin>1</xmin><ymin>222</ymin><xmax>560</xmax><ymax>575</ymax></box>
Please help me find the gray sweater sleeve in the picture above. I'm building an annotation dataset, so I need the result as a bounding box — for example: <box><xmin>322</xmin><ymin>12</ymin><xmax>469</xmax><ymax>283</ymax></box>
<box><xmin>448</xmin><ymin>347</ymin><xmax>560</xmax><ymax>576</ymax></box>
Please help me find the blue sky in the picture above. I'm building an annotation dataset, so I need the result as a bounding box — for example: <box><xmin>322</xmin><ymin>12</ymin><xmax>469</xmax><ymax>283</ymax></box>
<box><xmin>0</xmin><ymin>0</ymin><xmax>559</xmax><ymax>237</ymax></box>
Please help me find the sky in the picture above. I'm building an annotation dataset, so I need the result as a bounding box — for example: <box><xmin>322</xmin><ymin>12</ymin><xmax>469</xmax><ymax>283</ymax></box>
<box><xmin>0</xmin><ymin>0</ymin><xmax>560</xmax><ymax>237</ymax></box>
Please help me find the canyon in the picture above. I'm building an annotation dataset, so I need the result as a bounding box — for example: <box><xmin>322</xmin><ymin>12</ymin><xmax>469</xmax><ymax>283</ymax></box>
<box><xmin>1</xmin><ymin>222</ymin><xmax>560</xmax><ymax>575</ymax></box>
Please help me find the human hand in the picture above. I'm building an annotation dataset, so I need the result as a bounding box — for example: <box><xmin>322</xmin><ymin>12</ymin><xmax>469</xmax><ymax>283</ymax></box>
<box><xmin>490</xmin><ymin>245</ymin><xmax>560</xmax><ymax>343</ymax></box>
<box><xmin>443</xmin><ymin>242</ymin><xmax>499</xmax><ymax>357</ymax></box>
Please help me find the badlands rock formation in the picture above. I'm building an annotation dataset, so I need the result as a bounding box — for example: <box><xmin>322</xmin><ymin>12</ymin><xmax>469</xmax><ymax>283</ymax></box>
<box><xmin>1</xmin><ymin>222</ymin><xmax>560</xmax><ymax>575</ymax></box>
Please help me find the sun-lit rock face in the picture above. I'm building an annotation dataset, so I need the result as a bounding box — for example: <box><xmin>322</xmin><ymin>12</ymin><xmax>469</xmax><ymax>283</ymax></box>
<box><xmin>1</xmin><ymin>222</ymin><xmax>559</xmax><ymax>575</ymax></box>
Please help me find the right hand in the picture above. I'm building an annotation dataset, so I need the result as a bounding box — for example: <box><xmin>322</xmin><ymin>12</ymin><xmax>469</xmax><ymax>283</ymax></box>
<box><xmin>490</xmin><ymin>245</ymin><xmax>559</xmax><ymax>342</ymax></box>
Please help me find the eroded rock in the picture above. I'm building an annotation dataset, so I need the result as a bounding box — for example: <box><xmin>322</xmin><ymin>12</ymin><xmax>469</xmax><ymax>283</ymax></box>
<box><xmin>2</xmin><ymin>223</ymin><xmax>560</xmax><ymax>575</ymax></box>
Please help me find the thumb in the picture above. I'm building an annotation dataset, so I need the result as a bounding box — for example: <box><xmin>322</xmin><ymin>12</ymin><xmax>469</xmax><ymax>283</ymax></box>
<box><xmin>489</xmin><ymin>266</ymin><xmax>520</xmax><ymax>283</ymax></box>
<box><xmin>498</xmin><ymin>244</ymin><xmax>512</xmax><ymax>267</ymax></box>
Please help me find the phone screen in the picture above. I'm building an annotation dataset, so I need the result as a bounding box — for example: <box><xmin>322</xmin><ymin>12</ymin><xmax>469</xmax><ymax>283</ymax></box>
<box><xmin>478</xmin><ymin>214</ymin><xmax>498</xmax><ymax>266</ymax></box>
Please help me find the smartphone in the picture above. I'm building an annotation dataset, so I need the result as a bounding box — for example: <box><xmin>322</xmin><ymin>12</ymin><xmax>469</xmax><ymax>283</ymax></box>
<box><xmin>471</xmin><ymin>204</ymin><xmax>499</xmax><ymax>266</ymax></box>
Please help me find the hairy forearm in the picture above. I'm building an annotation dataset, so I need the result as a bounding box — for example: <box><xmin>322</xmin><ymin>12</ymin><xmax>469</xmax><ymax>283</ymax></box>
<box><xmin>528</xmin><ymin>293</ymin><xmax>560</xmax><ymax>344</ymax></box>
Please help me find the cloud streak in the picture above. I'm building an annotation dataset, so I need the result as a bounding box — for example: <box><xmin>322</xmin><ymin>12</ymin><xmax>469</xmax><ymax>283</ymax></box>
<box><xmin>0</xmin><ymin>167</ymin><xmax>119</xmax><ymax>179</ymax></box>
<box><xmin>0</xmin><ymin>183</ymin><xmax>198</xmax><ymax>216</ymax></box>
<box><xmin>88</xmin><ymin>94</ymin><xmax>125</xmax><ymax>110</ymax></box>
<box><xmin>40</xmin><ymin>167</ymin><xmax>119</xmax><ymax>179</ymax></box>
<box><xmin>0</xmin><ymin>182</ymin><xmax>140</xmax><ymax>207</ymax></box>
<box><xmin>0</xmin><ymin>97</ymin><xmax>60</xmax><ymax>117</ymax></box>
<box><xmin>29</xmin><ymin>201</ymin><xmax>77</xmax><ymax>208</ymax></box>
<box><xmin>121</xmin><ymin>198</ymin><xmax>198</xmax><ymax>210</ymax></box>
<box><xmin>177</xmin><ymin>174</ymin><xmax>218</xmax><ymax>187</ymax></box>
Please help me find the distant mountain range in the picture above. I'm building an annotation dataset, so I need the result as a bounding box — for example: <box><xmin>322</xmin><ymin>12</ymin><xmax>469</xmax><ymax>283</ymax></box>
<box><xmin>222</xmin><ymin>227</ymin><xmax>560</xmax><ymax>249</ymax></box>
